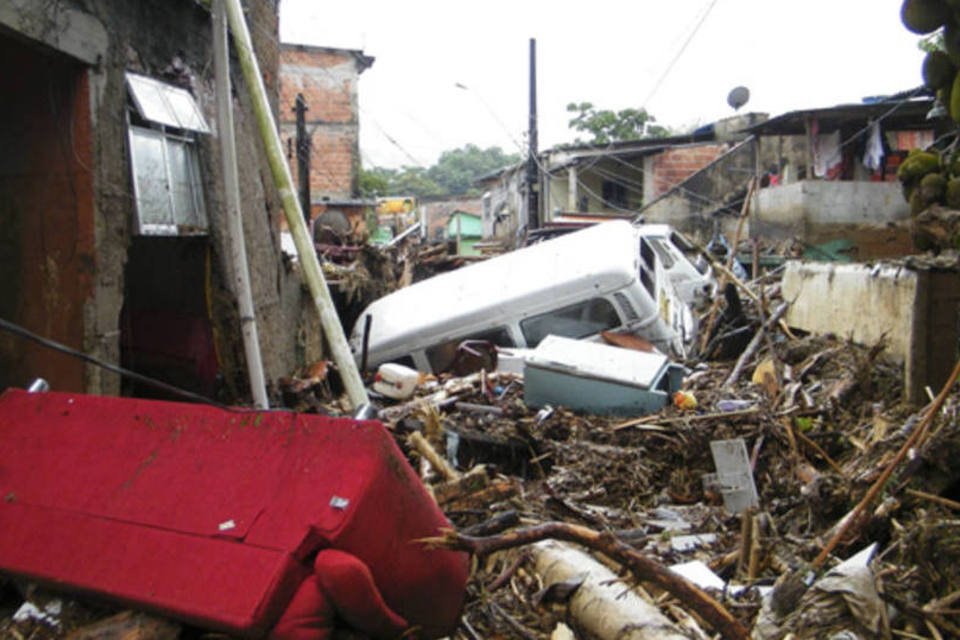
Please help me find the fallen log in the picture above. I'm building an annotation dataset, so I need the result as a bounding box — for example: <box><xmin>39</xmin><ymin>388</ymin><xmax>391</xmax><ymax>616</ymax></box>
<box><xmin>532</xmin><ymin>540</ymin><xmax>691</xmax><ymax>640</ymax></box>
<box><xmin>422</xmin><ymin>522</ymin><xmax>749</xmax><ymax>640</ymax></box>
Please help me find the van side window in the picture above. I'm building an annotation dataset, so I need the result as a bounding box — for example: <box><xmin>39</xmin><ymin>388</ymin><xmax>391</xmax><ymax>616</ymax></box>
<box><xmin>520</xmin><ymin>298</ymin><xmax>620</xmax><ymax>347</ymax></box>
<box><xmin>425</xmin><ymin>326</ymin><xmax>514</xmax><ymax>374</ymax></box>
<box><xmin>640</xmin><ymin>238</ymin><xmax>656</xmax><ymax>297</ymax></box>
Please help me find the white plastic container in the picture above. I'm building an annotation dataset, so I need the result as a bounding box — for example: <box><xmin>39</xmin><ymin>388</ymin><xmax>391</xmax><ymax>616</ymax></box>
<box><xmin>373</xmin><ymin>363</ymin><xmax>420</xmax><ymax>400</ymax></box>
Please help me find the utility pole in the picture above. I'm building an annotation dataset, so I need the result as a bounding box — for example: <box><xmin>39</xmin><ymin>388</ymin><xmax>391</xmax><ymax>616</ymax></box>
<box><xmin>526</xmin><ymin>38</ymin><xmax>539</xmax><ymax>231</ymax></box>
<box><xmin>293</xmin><ymin>93</ymin><xmax>311</xmax><ymax>223</ymax></box>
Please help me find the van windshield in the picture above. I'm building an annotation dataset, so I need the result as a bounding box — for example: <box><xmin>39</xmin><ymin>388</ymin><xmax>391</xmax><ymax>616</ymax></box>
<box><xmin>520</xmin><ymin>297</ymin><xmax>620</xmax><ymax>347</ymax></box>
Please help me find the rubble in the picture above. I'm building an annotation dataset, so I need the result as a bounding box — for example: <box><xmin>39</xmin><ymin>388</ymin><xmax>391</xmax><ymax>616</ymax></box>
<box><xmin>3</xmin><ymin>246</ymin><xmax>960</xmax><ymax>640</ymax></box>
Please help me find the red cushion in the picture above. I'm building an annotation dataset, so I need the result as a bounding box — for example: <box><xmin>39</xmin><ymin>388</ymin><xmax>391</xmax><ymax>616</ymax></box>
<box><xmin>0</xmin><ymin>389</ymin><xmax>468</xmax><ymax>637</ymax></box>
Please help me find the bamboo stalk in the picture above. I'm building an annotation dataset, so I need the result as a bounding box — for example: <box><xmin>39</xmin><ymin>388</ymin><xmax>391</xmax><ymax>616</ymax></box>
<box><xmin>223</xmin><ymin>0</ymin><xmax>369</xmax><ymax>410</ymax></box>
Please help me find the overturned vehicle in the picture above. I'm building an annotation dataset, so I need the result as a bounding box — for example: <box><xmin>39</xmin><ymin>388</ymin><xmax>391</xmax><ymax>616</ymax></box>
<box><xmin>349</xmin><ymin>220</ymin><xmax>714</xmax><ymax>375</ymax></box>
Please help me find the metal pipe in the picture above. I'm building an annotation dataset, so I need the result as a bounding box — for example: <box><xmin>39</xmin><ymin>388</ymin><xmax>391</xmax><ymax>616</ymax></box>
<box><xmin>223</xmin><ymin>0</ymin><xmax>369</xmax><ymax>410</ymax></box>
<box><xmin>359</xmin><ymin>314</ymin><xmax>372</xmax><ymax>375</ymax></box>
<box><xmin>213</xmin><ymin>0</ymin><xmax>269</xmax><ymax>409</ymax></box>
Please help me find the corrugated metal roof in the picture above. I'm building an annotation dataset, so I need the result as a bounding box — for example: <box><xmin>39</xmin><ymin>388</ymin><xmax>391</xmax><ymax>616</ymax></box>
<box><xmin>742</xmin><ymin>90</ymin><xmax>936</xmax><ymax>136</ymax></box>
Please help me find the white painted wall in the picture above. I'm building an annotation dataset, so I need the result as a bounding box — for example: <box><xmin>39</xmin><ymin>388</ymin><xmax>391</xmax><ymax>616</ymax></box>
<box><xmin>781</xmin><ymin>260</ymin><xmax>918</xmax><ymax>365</ymax></box>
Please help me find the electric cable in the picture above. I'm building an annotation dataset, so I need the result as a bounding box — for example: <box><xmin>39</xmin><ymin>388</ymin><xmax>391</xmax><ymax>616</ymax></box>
<box><xmin>0</xmin><ymin>316</ymin><xmax>235</xmax><ymax>411</ymax></box>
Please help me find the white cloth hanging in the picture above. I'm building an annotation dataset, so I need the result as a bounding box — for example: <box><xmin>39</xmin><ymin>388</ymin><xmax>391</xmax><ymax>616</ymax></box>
<box><xmin>863</xmin><ymin>121</ymin><xmax>884</xmax><ymax>172</ymax></box>
<box><xmin>813</xmin><ymin>130</ymin><xmax>842</xmax><ymax>178</ymax></box>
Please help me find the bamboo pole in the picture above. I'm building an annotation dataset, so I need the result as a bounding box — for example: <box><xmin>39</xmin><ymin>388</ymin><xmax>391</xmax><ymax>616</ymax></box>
<box><xmin>223</xmin><ymin>0</ymin><xmax>368</xmax><ymax>410</ymax></box>
<box><xmin>212</xmin><ymin>0</ymin><xmax>268</xmax><ymax>409</ymax></box>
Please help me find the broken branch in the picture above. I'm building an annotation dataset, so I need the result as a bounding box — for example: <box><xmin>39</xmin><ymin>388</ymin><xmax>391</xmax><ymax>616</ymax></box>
<box><xmin>723</xmin><ymin>302</ymin><xmax>789</xmax><ymax>390</ymax></box>
<box><xmin>421</xmin><ymin>522</ymin><xmax>749</xmax><ymax>640</ymax></box>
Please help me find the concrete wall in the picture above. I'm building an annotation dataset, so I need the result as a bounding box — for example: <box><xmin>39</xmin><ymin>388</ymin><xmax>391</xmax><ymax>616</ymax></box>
<box><xmin>753</xmin><ymin>181</ymin><xmax>909</xmax><ymax>234</ymax></box>
<box><xmin>751</xmin><ymin>180</ymin><xmax>914</xmax><ymax>258</ymax></box>
<box><xmin>0</xmin><ymin>0</ymin><xmax>315</xmax><ymax>401</ymax></box>
<box><xmin>279</xmin><ymin>44</ymin><xmax>368</xmax><ymax>200</ymax></box>
<box><xmin>479</xmin><ymin>168</ymin><xmax>524</xmax><ymax>241</ymax></box>
<box><xmin>781</xmin><ymin>260</ymin><xmax>960</xmax><ymax>403</ymax></box>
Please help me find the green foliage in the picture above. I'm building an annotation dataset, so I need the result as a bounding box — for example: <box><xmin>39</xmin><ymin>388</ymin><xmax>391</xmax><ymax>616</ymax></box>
<box><xmin>427</xmin><ymin>144</ymin><xmax>520</xmax><ymax>196</ymax></box>
<box><xmin>566</xmin><ymin>101</ymin><xmax>671</xmax><ymax>145</ymax></box>
<box><xmin>358</xmin><ymin>167</ymin><xmax>391</xmax><ymax>197</ymax></box>
<box><xmin>360</xmin><ymin>145</ymin><xmax>519</xmax><ymax>198</ymax></box>
<box><xmin>919</xmin><ymin>30</ymin><xmax>946</xmax><ymax>53</ymax></box>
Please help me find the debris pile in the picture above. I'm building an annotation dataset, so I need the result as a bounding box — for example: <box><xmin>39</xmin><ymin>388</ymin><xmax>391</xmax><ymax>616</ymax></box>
<box><xmin>2</xmin><ymin>248</ymin><xmax>960</xmax><ymax>640</ymax></box>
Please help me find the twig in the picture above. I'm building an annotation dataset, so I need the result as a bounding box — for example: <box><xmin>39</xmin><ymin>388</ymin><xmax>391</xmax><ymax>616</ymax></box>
<box><xmin>485</xmin><ymin>549</ymin><xmax>531</xmax><ymax>592</ymax></box>
<box><xmin>722</xmin><ymin>302</ymin><xmax>789</xmax><ymax>389</ymax></box>
<box><xmin>793</xmin><ymin>427</ymin><xmax>846</xmax><ymax>477</ymax></box>
<box><xmin>488</xmin><ymin>601</ymin><xmax>539</xmax><ymax>640</ymax></box>
<box><xmin>421</xmin><ymin>522</ymin><xmax>749</xmax><ymax>640</ymax></box>
<box><xmin>906</xmin><ymin>489</ymin><xmax>960</xmax><ymax>512</ymax></box>
<box><xmin>612</xmin><ymin>407</ymin><xmax>760</xmax><ymax>432</ymax></box>
<box><xmin>812</xmin><ymin>355</ymin><xmax>960</xmax><ymax>569</ymax></box>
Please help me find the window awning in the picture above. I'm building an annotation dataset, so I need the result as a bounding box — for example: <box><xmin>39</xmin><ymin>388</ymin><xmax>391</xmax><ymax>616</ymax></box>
<box><xmin>126</xmin><ymin>72</ymin><xmax>209</xmax><ymax>133</ymax></box>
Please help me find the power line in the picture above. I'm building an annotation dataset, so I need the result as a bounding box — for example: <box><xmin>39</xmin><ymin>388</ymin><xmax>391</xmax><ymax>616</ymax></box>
<box><xmin>641</xmin><ymin>0</ymin><xmax>721</xmax><ymax>109</ymax></box>
<box><xmin>0</xmin><ymin>317</ymin><xmax>234</xmax><ymax>410</ymax></box>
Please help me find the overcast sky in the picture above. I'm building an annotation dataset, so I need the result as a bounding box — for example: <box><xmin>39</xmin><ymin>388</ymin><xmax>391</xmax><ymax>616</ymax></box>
<box><xmin>279</xmin><ymin>0</ymin><xmax>927</xmax><ymax>169</ymax></box>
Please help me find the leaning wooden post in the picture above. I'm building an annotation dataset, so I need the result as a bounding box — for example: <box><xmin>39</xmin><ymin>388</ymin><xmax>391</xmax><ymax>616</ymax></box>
<box><xmin>223</xmin><ymin>0</ymin><xmax>369</xmax><ymax>410</ymax></box>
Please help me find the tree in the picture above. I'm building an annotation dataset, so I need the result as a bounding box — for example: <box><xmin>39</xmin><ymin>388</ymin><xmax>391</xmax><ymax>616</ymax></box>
<box><xmin>360</xmin><ymin>145</ymin><xmax>519</xmax><ymax>198</ymax></box>
<box><xmin>566</xmin><ymin>102</ymin><xmax>671</xmax><ymax>145</ymax></box>
<box><xmin>427</xmin><ymin>144</ymin><xmax>521</xmax><ymax>196</ymax></box>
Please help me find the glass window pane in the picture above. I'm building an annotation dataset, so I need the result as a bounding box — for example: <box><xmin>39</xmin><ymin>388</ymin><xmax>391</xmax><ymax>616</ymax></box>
<box><xmin>130</xmin><ymin>129</ymin><xmax>172</xmax><ymax>229</ymax></box>
<box><xmin>520</xmin><ymin>298</ymin><xmax>621</xmax><ymax>347</ymax></box>
<box><xmin>126</xmin><ymin>73</ymin><xmax>209</xmax><ymax>133</ymax></box>
<box><xmin>166</xmin><ymin>140</ymin><xmax>194</xmax><ymax>227</ymax></box>
<box><xmin>164</xmin><ymin>88</ymin><xmax>209</xmax><ymax>133</ymax></box>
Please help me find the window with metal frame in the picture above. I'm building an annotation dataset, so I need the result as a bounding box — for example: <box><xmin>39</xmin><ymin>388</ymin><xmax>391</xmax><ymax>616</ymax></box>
<box><xmin>126</xmin><ymin>72</ymin><xmax>209</xmax><ymax>236</ymax></box>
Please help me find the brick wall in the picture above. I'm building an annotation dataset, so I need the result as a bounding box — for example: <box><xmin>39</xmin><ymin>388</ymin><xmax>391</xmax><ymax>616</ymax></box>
<box><xmin>650</xmin><ymin>144</ymin><xmax>726</xmax><ymax>199</ymax></box>
<box><xmin>279</xmin><ymin>44</ymin><xmax>369</xmax><ymax>199</ymax></box>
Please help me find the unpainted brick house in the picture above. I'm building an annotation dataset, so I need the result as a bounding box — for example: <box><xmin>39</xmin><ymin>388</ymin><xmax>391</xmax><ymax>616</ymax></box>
<box><xmin>0</xmin><ymin>0</ymin><xmax>318</xmax><ymax>401</ymax></box>
<box><xmin>278</xmin><ymin>43</ymin><xmax>374</xmax><ymax>239</ymax></box>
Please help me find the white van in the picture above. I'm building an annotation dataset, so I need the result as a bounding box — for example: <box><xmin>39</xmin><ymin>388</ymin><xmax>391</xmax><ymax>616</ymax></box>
<box><xmin>348</xmin><ymin>220</ymin><xmax>713</xmax><ymax>374</ymax></box>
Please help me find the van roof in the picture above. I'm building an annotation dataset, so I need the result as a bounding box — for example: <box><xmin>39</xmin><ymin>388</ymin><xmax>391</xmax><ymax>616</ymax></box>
<box><xmin>352</xmin><ymin>220</ymin><xmax>643</xmax><ymax>357</ymax></box>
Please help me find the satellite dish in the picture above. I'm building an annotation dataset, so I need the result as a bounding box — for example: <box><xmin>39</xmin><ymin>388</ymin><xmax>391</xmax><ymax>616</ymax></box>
<box><xmin>727</xmin><ymin>86</ymin><xmax>750</xmax><ymax>111</ymax></box>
